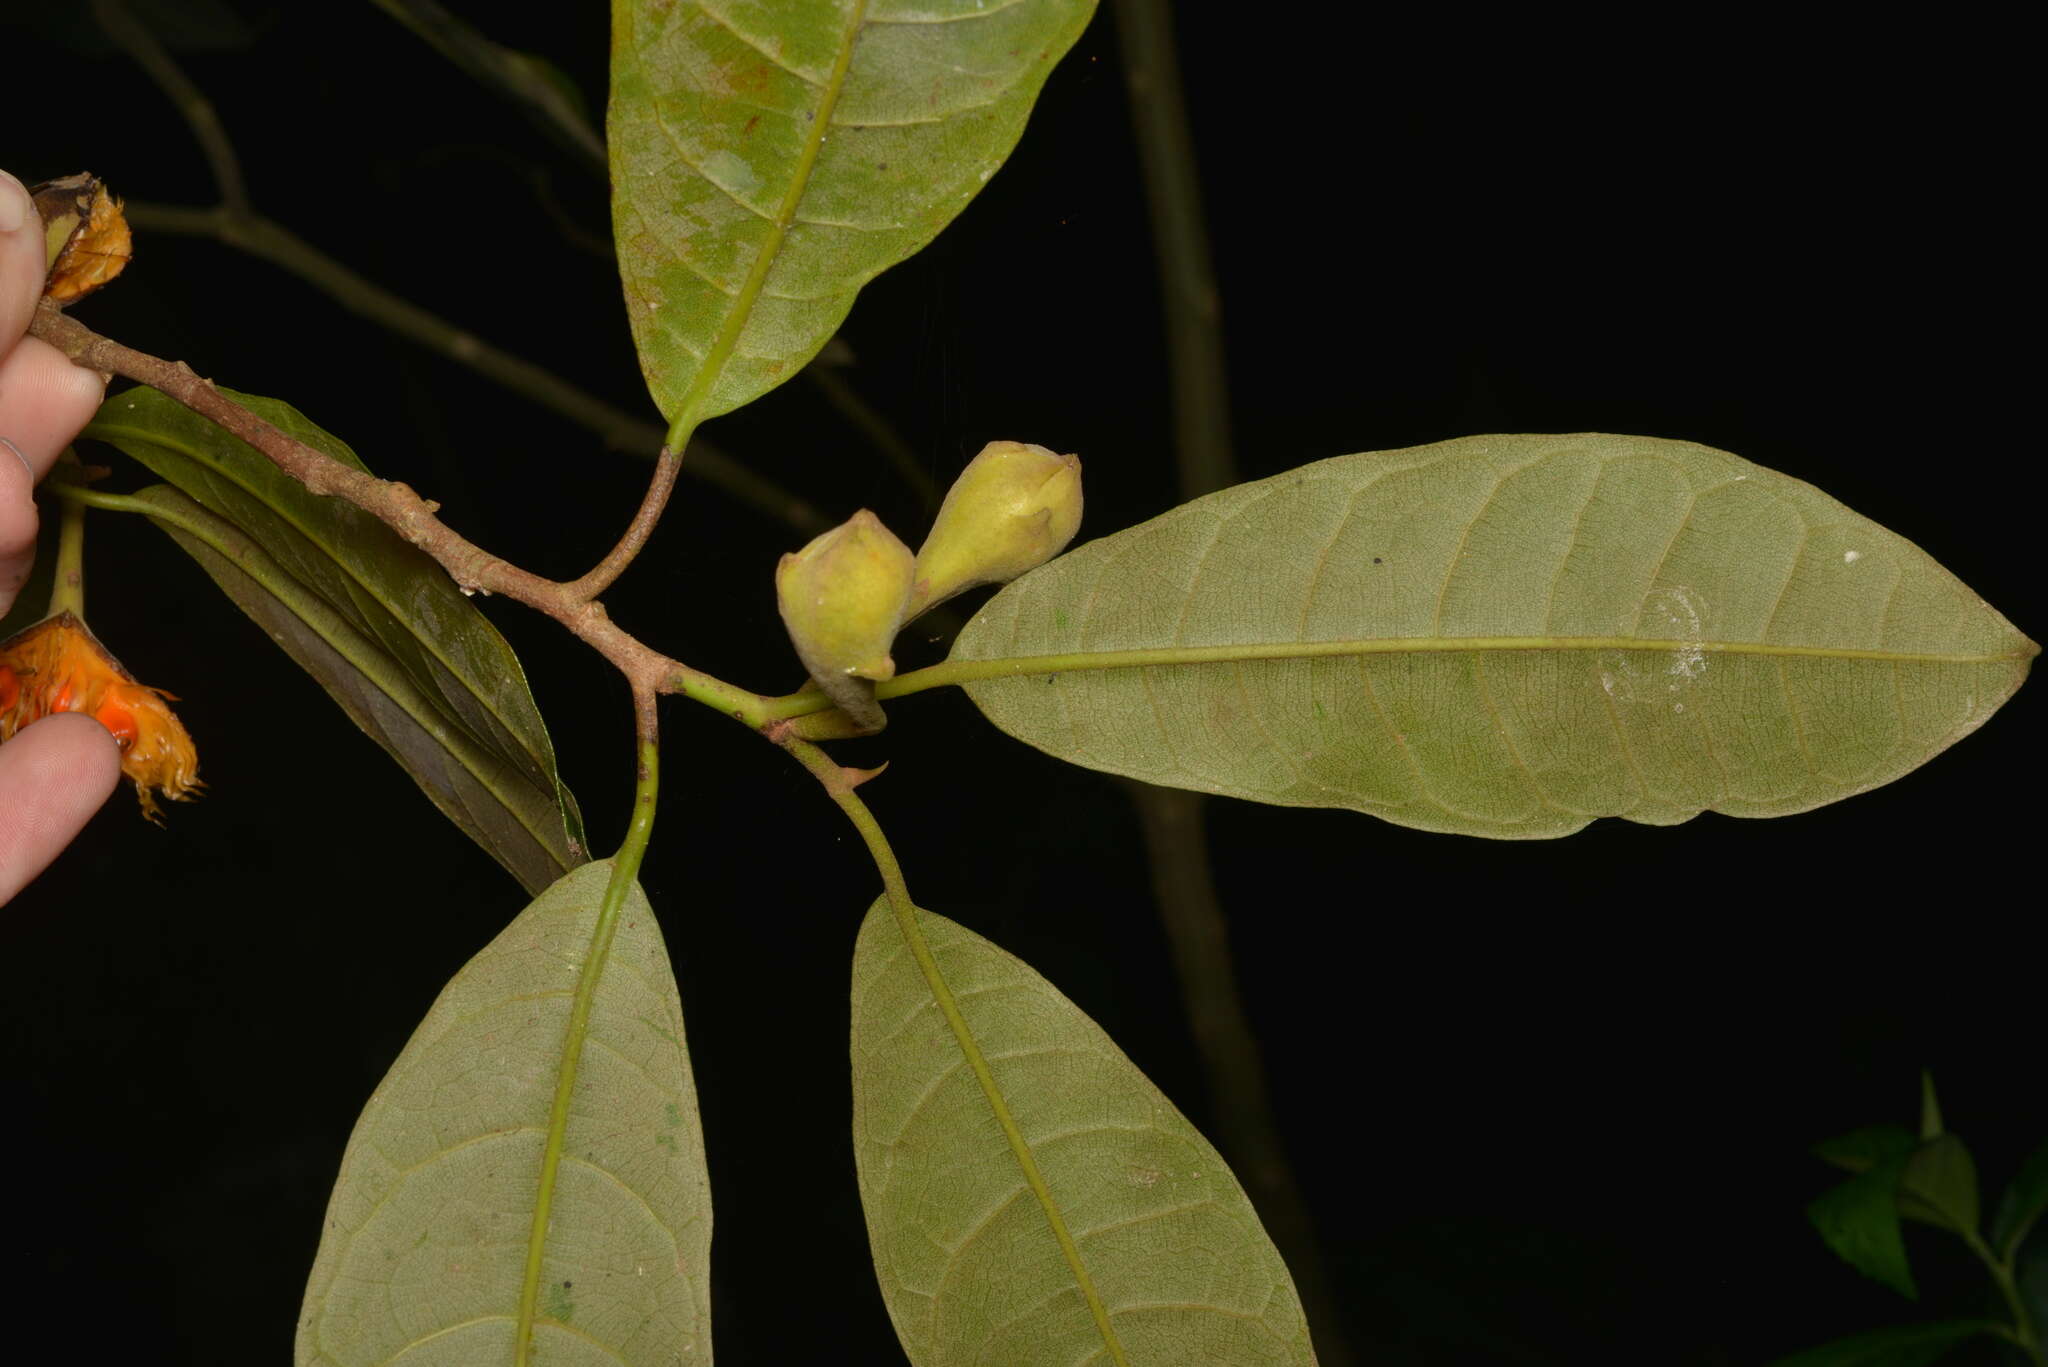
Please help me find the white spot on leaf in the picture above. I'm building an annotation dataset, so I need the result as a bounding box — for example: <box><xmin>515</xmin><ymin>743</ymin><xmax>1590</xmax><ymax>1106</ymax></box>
<box><xmin>701</xmin><ymin>149</ymin><xmax>762</xmax><ymax>199</ymax></box>
<box><xmin>1647</xmin><ymin>586</ymin><xmax>1709</xmax><ymax>682</ymax></box>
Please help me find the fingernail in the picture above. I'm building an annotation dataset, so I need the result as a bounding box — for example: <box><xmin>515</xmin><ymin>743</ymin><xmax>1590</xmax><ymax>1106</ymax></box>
<box><xmin>0</xmin><ymin>171</ymin><xmax>28</xmax><ymax>234</ymax></box>
<box><xmin>0</xmin><ymin>437</ymin><xmax>33</xmax><ymax>481</ymax></box>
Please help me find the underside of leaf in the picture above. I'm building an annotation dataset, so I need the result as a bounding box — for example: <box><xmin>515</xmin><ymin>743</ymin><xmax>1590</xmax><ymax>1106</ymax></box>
<box><xmin>610</xmin><ymin>0</ymin><xmax>1096</xmax><ymax>431</ymax></box>
<box><xmin>954</xmin><ymin>434</ymin><xmax>2035</xmax><ymax>839</ymax></box>
<box><xmin>87</xmin><ymin>387</ymin><xmax>586</xmax><ymax>890</ymax></box>
<box><xmin>852</xmin><ymin>900</ymin><xmax>1317</xmax><ymax>1366</ymax></box>
<box><xmin>298</xmin><ymin>861</ymin><xmax>710</xmax><ymax>1365</ymax></box>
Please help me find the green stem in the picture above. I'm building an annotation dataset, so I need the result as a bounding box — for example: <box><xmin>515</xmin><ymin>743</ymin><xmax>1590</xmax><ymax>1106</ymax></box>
<box><xmin>666</xmin><ymin>664</ymin><xmax>771</xmax><ymax>730</ymax></box>
<box><xmin>46</xmin><ymin>479</ymin><xmax>88</xmax><ymax>618</ymax></box>
<box><xmin>780</xmin><ymin>735</ymin><xmax>911</xmax><ymax>908</ymax></box>
<box><xmin>777</xmin><ymin>736</ymin><xmax>1132</xmax><ymax>1367</ymax></box>
<box><xmin>1964</xmin><ymin>1231</ymin><xmax>2045</xmax><ymax>1366</ymax></box>
<box><xmin>515</xmin><ymin>704</ymin><xmax>663</xmax><ymax>1366</ymax></box>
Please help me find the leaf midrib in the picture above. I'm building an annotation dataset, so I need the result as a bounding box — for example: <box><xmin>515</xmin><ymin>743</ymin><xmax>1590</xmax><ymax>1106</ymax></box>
<box><xmin>138</xmin><ymin>487</ymin><xmax>567</xmax><ymax>878</ymax></box>
<box><xmin>884</xmin><ymin>898</ymin><xmax>1134</xmax><ymax>1367</ymax></box>
<box><xmin>660</xmin><ymin>0</ymin><xmax>870</xmax><ymax>447</ymax></box>
<box><xmin>892</xmin><ymin>633</ymin><xmax>2035</xmax><ymax>698</ymax></box>
<box><xmin>514</xmin><ymin>764</ymin><xmax>658</xmax><ymax>1363</ymax></box>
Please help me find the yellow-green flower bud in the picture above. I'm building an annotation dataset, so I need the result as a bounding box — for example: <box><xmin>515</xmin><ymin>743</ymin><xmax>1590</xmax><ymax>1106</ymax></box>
<box><xmin>776</xmin><ymin>509</ymin><xmax>915</xmax><ymax>687</ymax></box>
<box><xmin>911</xmin><ymin>441</ymin><xmax>1083</xmax><ymax>615</ymax></box>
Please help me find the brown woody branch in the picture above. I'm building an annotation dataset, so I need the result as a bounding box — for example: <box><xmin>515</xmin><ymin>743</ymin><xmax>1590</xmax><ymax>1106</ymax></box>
<box><xmin>32</xmin><ymin>302</ymin><xmax>752</xmax><ymax>713</ymax></box>
<box><xmin>121</xmin><ymin>201</ymin><xmax>834</xmax><ymax>537</ymax></box>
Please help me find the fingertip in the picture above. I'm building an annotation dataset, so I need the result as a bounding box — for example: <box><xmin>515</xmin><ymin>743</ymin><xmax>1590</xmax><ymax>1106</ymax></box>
<box><xmin>0</xmin><ymin>438</ymin><xmax>37</xmax><ymax>605</ymax></box>
<box><xmin>0</xmin><ymin>335</ymin><xmax>107</xmax><ymax>473</ymax></box>
<box><xmin>0</xmin><ymin>711</ymin><xmax>124</xmax><ymax>907</ymax></box>
<box><xmin>43</xmin><ymin>709</ymin><xmax>125</xmax><ymax>797</ymax></box>
<box><xmin>0</xmin><ymin>170</ymin><xmax>48</xmax><ymax>348</ymax></box>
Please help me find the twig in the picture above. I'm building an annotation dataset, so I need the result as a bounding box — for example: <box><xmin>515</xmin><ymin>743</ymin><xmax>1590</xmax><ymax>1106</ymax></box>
<box><xmin>92</xmin><ymin>11</ymin><xmax>827</xmax><ymax>538</ymax></box>
<box><xmin>567</xmin><ymin>448</ymin><xmax>682</xmax><ymax>600</ymax></box>
<box><xmin>31</xmin><ymin>303</ymin><xmax>769</xmax><ymax>728</ymax></box>
<box><xmin>95</xmin><ymin>11</ymin><xmax>900</xmax><ymax>541</ymax></box>
<box><xmin>121</xmin><ymin>202</ymin><xmax>832</xmax><ymax>536</ymax></box>
<box><xmin>369</xmin><ymin>0</ymin><xmax>609</xmax><ymax>174</ymax></box>
<box><xmin>93</xmin><ymin>0</ymin><xmax>869</xmax><ymax>549</ymax></box>
<box><xmin>91</xmin><ymin>0</ymin><xmax>249</xmax><ymax>215</ymax></box>
<box><xmin>1114</xmin><ymin>0</ymin><xmax>1233</xmax><ymax>498</ymax></box>
<box><xmin>803</xmin><ymin>364</ymin><xmax>940</xmax><ymax>509</ymax></box>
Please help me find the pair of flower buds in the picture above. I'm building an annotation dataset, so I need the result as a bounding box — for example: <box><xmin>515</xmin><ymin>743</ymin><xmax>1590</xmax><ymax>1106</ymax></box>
<box><xmin>776</xmin><ymin>440</ymin><xmax>1082</xmax><ymax>707</ymax></box>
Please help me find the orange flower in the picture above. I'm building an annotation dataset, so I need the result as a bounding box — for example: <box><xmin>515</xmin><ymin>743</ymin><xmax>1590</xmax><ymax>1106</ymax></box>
<box><xmin>30</xmin><ymin>173</ymin><xmax>132</xmax><ymax>305</ymax></box>
<box><xmin>0</xmin><ymin>611</ymin><xmax>201</xmax><ymax>823</ymax></box>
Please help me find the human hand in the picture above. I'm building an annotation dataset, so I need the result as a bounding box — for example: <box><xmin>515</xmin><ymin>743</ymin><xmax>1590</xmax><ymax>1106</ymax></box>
<box><xmin>0</xmin><ymin>169</ymin><xmax>121</xmax><ymax>906</ymax></box>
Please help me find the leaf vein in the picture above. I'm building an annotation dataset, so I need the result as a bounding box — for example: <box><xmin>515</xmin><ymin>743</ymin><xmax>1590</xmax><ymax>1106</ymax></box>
<box><xmin>867</xmin><ymin>0</ymin><xmax>1031</xmax><ymax>24</ymax></box>
<box><xmin>692</xmin><ymin>1</ymin><xmax>825</xmax><ymax>87</ymax></box>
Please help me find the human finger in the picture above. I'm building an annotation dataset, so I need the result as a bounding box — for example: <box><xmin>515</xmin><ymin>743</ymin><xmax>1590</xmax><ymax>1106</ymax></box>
<box><xmin>0</xmin><ymin>712</ymin><xmax>122</xmax><ymax>907</ymax></box>
<box><xmin>0</xmin><ymin>333</ymin><xmax>107</xmax><ymax>472</ymax></box>
<box><xmin>0</xmin><ymin>170</ymin><xmax>47</xmax><ymax>350</ymax></box>
<box><xmin>0</xmin><ymin>431</ymin><xmax>37</xmax><ymax>614</ymax></box>
<box><xmin>0</xmin><ymin>335</ymin><xmax>107</xmax><ymax>613</ymax></box>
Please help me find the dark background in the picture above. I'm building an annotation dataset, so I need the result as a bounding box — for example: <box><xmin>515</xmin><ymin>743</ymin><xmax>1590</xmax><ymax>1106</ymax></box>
<box><xmin>2</xmin><ymin>4</ymin><xmax>2039</xmax><ymax>1364</ymax></box>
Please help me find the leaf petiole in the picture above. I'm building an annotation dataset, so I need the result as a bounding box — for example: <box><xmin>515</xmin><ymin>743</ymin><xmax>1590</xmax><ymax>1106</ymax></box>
<box><xmin>515</xmin><ymin>705</ymin><xmax>662</xmax><ymax>1365</ymax></box>
<box><xmin>44</xmin><ymin>456</ymin><xmax>90</xmax><ymax>618</ymax></box>
<box><xmin>778</xmin><ymin>735</ymin><xmax>1133</xmax><ymax>1366</ymax></box>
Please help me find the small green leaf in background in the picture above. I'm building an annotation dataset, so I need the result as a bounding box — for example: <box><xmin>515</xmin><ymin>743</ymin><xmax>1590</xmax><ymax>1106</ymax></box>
<box><xmin>1898</xmin><ymin>1134</ymin><xmax>1980</xmax><ymax>1237</ymax></box>
<box><xmin>1994</xmin><ymin>1139</ymin><xmax>2048</xmax><ymax>1259</ymax></box>
<box><xmin>1816</xmin><ymin>1126</ymin><xmax>1919</xmax><ymax>1176</ymax></box>
<box><xmin>952</xmin><ymin>435</ymin><xmax>2037</xmax><ymax>839</ymax></box>
<box><xmin>2020</xmin><ymin>1237</ymin><xmax>2048</xmax><ymax>1342</ymax></box>
<box><xmin>371</xmin><ymin>0</ymin><xmax>607</xmax><ymax>168</ymax></box>
<box><xmin>298</xmin><ymin>860</ymin><xmax>709</xmax><ymax>1365</ymax></box>
<box><xmin>851</xmin><ymin>899</ymin><xmax>1316</xmax><ymax>1367</ymax></box>
<box><xmin>1809</xmin><ymin>1152</ymin><xmax>1919</xmax><ymax>1300</ymax></box>
<box><xmin>1920</xmin><ymin>1071</ymin><xmax>1945</xmax><ymax>1140</ymax></box>
<box><xmin>85</xmin><ymin>386</ymin><xmax>585</xmax><ymax>894</ymax></box>
<box><xmin>609</xmin><ymin>0</ymin><xmax>1096</xmax><ymax>435</ymax></box>
<box><xmin>1771</xmin><ymin>1320</ymin><xmax>2002</xmax><ymax>1367</ymax></box>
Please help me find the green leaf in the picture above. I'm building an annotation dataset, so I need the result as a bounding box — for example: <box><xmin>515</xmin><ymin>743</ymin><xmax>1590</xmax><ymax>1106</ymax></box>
<box><xmin>948</xmin><ymin>435</ymin><xmax>2037</xmax><ymax>839</ymax></box>
<box><xmin>1816</xmin><ymin>1126</ymin><xmax>1919</xmax><ymax>1176</ymax></box>
<box><xmin>85</xmin><ymin>386</ymin><xmax>585</xmax><ymax>894</ymax></box>
<box><xmin>1993</xmin><ymin>1139</ymin><xmax>2048</xmax><ymax>1259</ymax></box>
<box><xmin>1809</xmin><ymin>1152</ymin><xmax>1918</xmax><ymax>1300</ymax></box>
<box><xmin>110</xmin><ymin>483</ymin><xmax>576</xmax><ymax>894</ymax></box>
<box><xmin>851</xmin><ymin>899</ymin><xmax>1316</xmax><ymax>1366</ymax></box>
<box><xmin>609</xmin><ymin>0</ymin><xmax>1096</xmax><ymax>435</ymax></box>
<box><xmin>298</xmin><ymin>860</ymin><xmax>710</xmax><ymax>1364</ymax></box>
<box><xmin>1899</xmin><ymin>1134</ymin><xmax>1980</xmax><ymax>1236</ymax></box>
<box><xmin>1920</xmin><ymin>1070</ymin><xmax>1945</xmax><ymax>1140</ymax></box>
<box><xmin>2020</xmin><ymin>1236</ymin><xmax>2048</xmax><ymax>1337</ymax></box>
<box><xmin>1770</xmin><ymin>1320</ymin><xmax>2000</xmax><ymax>1367</ymax></box>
